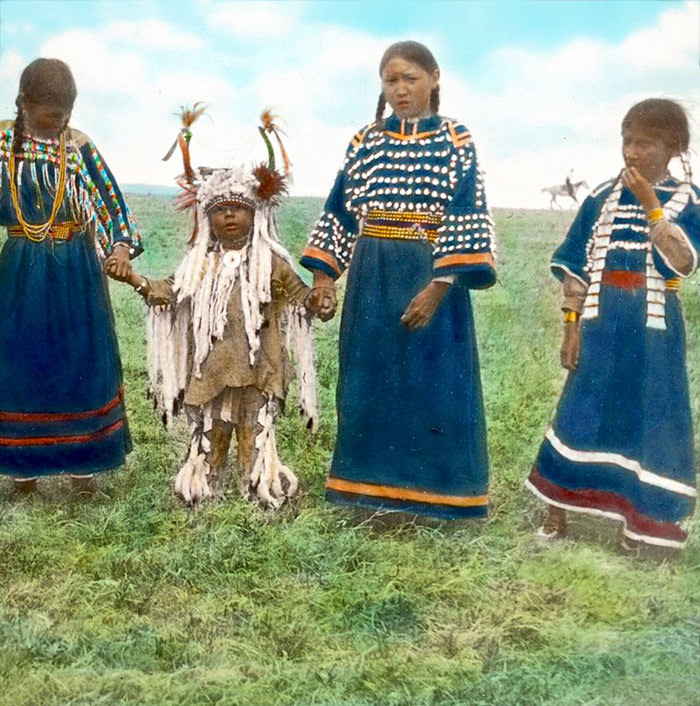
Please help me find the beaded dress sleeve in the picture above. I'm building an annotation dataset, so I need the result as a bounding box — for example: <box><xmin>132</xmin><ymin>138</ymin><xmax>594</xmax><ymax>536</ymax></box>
<box><xmin>431</xmin><ymin>122</ymin><xmax>497</xmax><ymax>288</ymax></box>
<box><xmin>299</xmin><ymin>130</ymin><xmax>365</xmax><ymax>280</ymax></box>
<box><xmin>68</xmin><ymin>128</ymin><xmax>143</xmax><ymax>258</ymax></box>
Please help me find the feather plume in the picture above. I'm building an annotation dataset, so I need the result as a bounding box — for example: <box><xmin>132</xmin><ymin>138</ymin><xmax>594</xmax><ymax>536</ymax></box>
<box><xmin>260</xmin><ymin>108</ymin><xmax>280</xmax><ymax>133</ymax></box>
<box><xmin>163</xmin><ymin>103</ymin><xmax>208</xmax><ymax>175</ymax></box>
<box><xmin>179</xmin><ymin>102</ymin><xmax>208</xmax><ymax>130</ymax></box>
<box><xmin>259</xmin><ymin>108</ymin><xmax>292</xmax><ymax>176</ymax></box>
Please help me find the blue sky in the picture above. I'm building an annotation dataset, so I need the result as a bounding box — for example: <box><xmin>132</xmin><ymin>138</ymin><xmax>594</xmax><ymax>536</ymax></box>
<box><xmin>0</xmin><ymin>0</ymin><xmax>698</xmax><ymax>207</ymax></box>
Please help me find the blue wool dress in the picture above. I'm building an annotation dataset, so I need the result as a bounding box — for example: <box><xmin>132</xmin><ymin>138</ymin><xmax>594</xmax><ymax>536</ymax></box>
<box><xmin>527</xmin><ymin>176</ymin><xmax>699</xmax><ymax>547</ymax></box>
<box><xmin>302</xmin><ymin>114</ymin><xmax>497</xmax><ymax>519</ymax></box>
<box><xmin>0</xmin><ymin>123</ymin><xmax>142</xmax><ymax>477</ymax></box>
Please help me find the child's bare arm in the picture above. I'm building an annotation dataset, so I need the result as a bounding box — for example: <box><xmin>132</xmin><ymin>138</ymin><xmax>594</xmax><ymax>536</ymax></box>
<box><xmin>274</xmin><ymin>260</ymin><xmax>312</xmax><ymax>307</ymax></box>
<box><xmin>125</xmin><ymin>270</ymin><xmax>174</xmax><ymax>306</ymax></box>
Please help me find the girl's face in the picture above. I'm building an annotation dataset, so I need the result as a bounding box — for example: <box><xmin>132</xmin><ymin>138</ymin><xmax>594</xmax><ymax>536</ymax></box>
<box><xmin>622</xmin><ymin>126</ymin><xmax>674</xmax><ymax>183</ymax></box>
<box><xmin>381</xmin><ymin>57</ymin><xmax>439</xmax><ymax>120</ymax></box>
<box><xmin>21</xmin><ymin>99</ymin><xmax>72</xmax><ymax>139</ymax></box>
<box><xmin>209</xmin><ymin>203</ymin><xmax>254</xmax><ymax>249</ymax></box>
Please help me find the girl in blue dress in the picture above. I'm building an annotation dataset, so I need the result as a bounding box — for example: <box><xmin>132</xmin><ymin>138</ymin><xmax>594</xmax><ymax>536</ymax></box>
<box><xmin>528</xmin><ymin>99</ymin><xmax>699</xmax><ymax>550</ymax></box>
<box><xmin>0</xmin><ymin>59</ymin><xmax>142</xmax><ymax>493</ymax></box>
<box><xmin>302</xmin><ymin>41</ymin><xmax>497</xmax><ymax>520</ymax></box>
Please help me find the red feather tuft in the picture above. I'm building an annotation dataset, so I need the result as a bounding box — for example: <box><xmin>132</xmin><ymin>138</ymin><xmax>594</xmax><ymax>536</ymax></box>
<box><xmin>173</xmin><ymin>179</ymin><xmax>197</xmax><ymax>212</ymax></box>
<box><xmin>253</xmin><ymin>163</ymin><xmax>287</xmax><ymax>204</ymax></box>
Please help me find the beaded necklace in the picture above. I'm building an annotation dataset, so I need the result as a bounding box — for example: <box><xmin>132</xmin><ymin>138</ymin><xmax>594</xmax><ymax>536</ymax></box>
<box><xmin>8</xmin><ymin>130</ymin><xmax>67</xmax><ymax>242</ymax></box>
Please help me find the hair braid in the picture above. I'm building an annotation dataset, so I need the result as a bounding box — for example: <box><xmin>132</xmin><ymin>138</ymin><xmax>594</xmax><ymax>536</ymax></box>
<box><xmin>430</xmin><ymin>86</ymin><xmax>440</xmax><ymax>115</ymax></box>
<box><xmin>680</xmin><ymin>151</ymin><xmax>693</xmax><ymax>184</ymax></box>
<box><xmin>12</xmin><ymin>102</ymin><xmax>25</xmax><ymax>161</ymax></box>
<box><xmin>375</xmin><ymin>92</ymin><xmax>387</xmax><ymax>128</ymax></box>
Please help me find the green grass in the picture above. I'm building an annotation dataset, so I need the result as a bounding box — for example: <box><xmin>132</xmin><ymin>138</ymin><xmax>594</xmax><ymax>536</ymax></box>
<box><xmin>1</xmin><ymin>197</ymin><xmax>699</xmax><ymax>705</ymax></box>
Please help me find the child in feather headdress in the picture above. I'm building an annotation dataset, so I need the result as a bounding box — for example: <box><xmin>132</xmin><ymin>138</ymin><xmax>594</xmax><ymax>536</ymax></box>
<box><xmin>119</xmin><ymin>115</ymin><xmax>318</xmax><ymax>508</ymax></box>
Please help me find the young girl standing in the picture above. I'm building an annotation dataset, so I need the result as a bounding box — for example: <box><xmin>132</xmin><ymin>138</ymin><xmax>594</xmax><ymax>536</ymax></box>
<box><xmin>0</xmin><ymin>58</ymin><xmax>141</xmax><ymax>493</ymax></box>
<box><xmin>302</xmin><ymin>41</ymin><xmax>497</xmax><ymax>520</ymax></box>
<box><xmin>527</xmin><ymin>99</ymin><xmax>699</xmax><ymax>549</ymax></box>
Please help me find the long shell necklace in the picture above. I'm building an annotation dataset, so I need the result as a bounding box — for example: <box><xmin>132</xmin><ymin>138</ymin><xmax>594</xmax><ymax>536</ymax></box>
<box><xmin>8</xmin><ymin>130</ymin><xmax>67</xmax><ymax>242</ymax></box>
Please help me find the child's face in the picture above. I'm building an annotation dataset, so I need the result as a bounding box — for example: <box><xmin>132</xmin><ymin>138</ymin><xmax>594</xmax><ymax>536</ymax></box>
<box><xmin>381</xmin><ymin>57</ymin><xmax>439</xmax><ymax>120</ymax></box>
<box><xmin>622</xmin><ymin>127</ymin><xmax>674</xmax><ymax>184</ymax></box>
<box><xmin>21</xmin><ymin>99</ymin><xmax>72</xmax><ymax>139</ymax></box>
<box><xmin>209</xmin><ymin>203</ymin><xmax>254</xmax><ymax>248</ymax></box>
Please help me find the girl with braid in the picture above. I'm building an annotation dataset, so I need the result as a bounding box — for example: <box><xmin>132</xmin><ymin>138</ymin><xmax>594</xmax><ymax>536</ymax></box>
<box><xmin>302</xmin><ymin>41</ymin><xmax>498</xmax><ymax>520</ymax></box>
<box><xmin>527</xmin><ymin>99</ymin><xmax>699</xmax><ymax>550</ymax></box>
<box><xmin>0</xmin><ymin>58</ymin><xmax>142</xmax><ymax>494</ymax></box>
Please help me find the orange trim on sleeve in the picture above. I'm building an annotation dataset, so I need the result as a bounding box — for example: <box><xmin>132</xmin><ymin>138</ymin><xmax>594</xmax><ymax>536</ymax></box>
<box><xmin>302</xmin><ymin>247</ymin><xmax>342</xmax><ymax>276</ymax></box>
<box><xmin>326</xmin><ymin>477</ymin><xmax>489</xmax><ymax>508</ymax></box>
<box><xmin>434</xmin><ymin>252</ymin><xmax>495</xmax><ymax>269</ymax></box>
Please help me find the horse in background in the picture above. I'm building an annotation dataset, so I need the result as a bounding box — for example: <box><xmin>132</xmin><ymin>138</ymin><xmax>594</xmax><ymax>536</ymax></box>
<box><xmin>542</xmin><ymin>179</ymin><xmax>589</xmax><ymax>209</ymax></box>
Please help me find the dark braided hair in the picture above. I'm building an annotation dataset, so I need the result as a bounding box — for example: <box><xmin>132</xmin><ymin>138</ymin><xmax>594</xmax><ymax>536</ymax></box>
<box><xmin>374</xmin><ymin>93</ymin><xmax>387</xmax><ymax>125</ymax></box>
<box><xmin>374</xmin><ymin>40</ymin><xmax>440</xmax><ymax>128</ymax></box>
<box><xmin>12</xmin><ymin>58</ymin><xmax>77</xmax><ymax>159</ymax></box>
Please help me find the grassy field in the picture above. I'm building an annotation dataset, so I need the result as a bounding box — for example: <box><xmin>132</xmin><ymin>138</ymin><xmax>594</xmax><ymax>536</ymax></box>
<box><xmin>1</xmin><ymin>196</ymin><xmax>699</xmax><ymax>705</ymax></box>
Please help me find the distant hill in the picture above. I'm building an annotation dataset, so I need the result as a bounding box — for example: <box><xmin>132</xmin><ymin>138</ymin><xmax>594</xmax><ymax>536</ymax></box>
<box><xmin>123</xmin><ymin>184</ymin><xmax>178</xmax><ymax>197</ymax></box>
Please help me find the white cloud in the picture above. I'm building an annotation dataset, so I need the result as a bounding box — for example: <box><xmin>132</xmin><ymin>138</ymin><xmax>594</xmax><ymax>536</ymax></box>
<box><xmin>0</xmin><ymin>49</ymin><xmax>26</xmax><ymax>86</ymax></box>
<box><xmin>621</xmin><ymin>3</ymin><xmax>698</xmax><ymax>71</ymax></box>
<box><xmin>41</xmin><ymin>31</ymin><xmax>148</xmax><ymax>93</ymax></box>
<box><xmin>99</xmin><ymin>19</ymin><xmax>204</xmax><ymax>50</ymax></box>
<box><xmin>206</xmin><ymin>0</ymin><xmax>304</xmax><ymax>37</ymax></box>
<box><xmin>444</xmin><ymin>0</ymin><xmax>700</xmax><ymax>206</ymax></box>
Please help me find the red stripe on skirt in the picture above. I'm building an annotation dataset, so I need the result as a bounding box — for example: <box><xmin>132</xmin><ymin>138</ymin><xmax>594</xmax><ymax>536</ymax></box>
<box><xmin>0</xmin><ymin>389</ymin><xmax>123</xmax><ymax>422</ymax></box>
<box><xmin>529</xmin><ymin>466</ymin><xmax>687</xmax><ymax>543</ymax></box>
<box><xmin>0</xmin><ymin>419</ymin><xmax>124</xmax><ymax>446</ymax></box>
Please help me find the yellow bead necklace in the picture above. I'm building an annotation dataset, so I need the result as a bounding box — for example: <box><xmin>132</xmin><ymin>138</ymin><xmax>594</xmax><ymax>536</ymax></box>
<box><xmin>8</xmin><ymin>131</ymin><xmax>67</xmax><ymax>242</ymax></box>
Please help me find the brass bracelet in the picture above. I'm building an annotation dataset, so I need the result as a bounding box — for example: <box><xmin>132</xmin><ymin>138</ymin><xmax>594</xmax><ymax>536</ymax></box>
<box><xmin>647</xmin><ymin>207</ymin><xmax>664</xmax><ymax>224</ymax></box>
<box><xmin>564</xmin><ymin>310</ymin><xmax>579</xmax><ymax>323</ymax></box>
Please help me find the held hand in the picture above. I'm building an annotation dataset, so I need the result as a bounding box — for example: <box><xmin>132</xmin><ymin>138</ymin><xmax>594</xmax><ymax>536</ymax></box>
<box><xmin>104</xmin><ymin>244</ymin><xmax>133</xmax><ymax>282</ymax></box>
<box><xmin>305</xmin><ymin>271</ymin><xmax>337</xmax><ymax>322</ymax></box>
<box><xmin>621</xmin><ymin>167</ymin><xmax>660</xmax><ymax>213</ymax></box>
<box><xmin>400</xmin><ymin>281</ymin><xmax>449</xmax><ymax>331</ymax></box>
<box><xmin>126</xmin><ymin>270</ymin><xmax>152</xmax><ymax>297</ymax></box>
<box><xmin>560</xmin><ymin>321</ymin><xmax>581</xmax><ymax>370</ymax></box>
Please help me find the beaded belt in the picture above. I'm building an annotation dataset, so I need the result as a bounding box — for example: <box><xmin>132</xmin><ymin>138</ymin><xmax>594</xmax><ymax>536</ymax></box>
<box><xmin>602</xmin><ymin>270</ymin><xmax>679</xmax><ymax>291</ymax></box>
<box><xmin>7</xmin><ymin>221</ymin><xmax>82</xmax><ymax>241</ymax></box>
<box><xmin>362</xmin><ymin>210</ymin><xmax>442</xmax><ymax>243</ymax></box>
